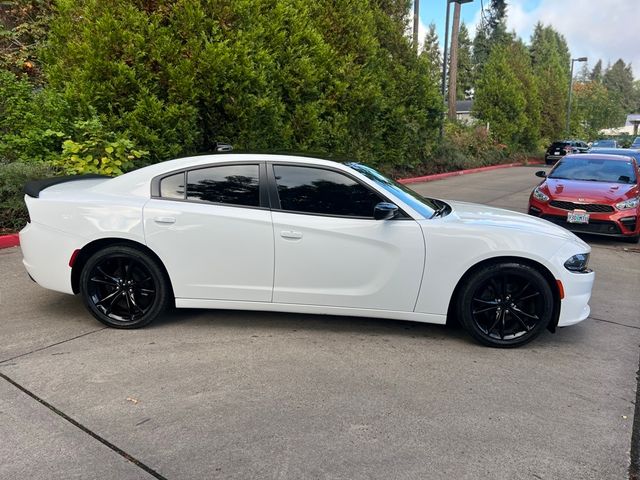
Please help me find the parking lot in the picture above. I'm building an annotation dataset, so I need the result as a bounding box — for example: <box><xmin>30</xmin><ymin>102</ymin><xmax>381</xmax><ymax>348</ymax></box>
<box><xmin>2</xmin><ymin>164</ymin><xmax>639</xmax><ymax>479</ymax></box>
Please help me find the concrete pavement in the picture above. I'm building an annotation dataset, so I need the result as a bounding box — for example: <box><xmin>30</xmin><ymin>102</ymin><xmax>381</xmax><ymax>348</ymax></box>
<box><xmin>1</xmin><ymin>165</ymin><xmax>639</xmax><ymax>479</ymax></box>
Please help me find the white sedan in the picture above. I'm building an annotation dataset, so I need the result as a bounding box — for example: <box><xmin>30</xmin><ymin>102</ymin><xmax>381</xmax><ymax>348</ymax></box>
<box><xmin>20</xmin><ymin>154</ymin><xmax>594</xmax><ymax>347</ymax></box>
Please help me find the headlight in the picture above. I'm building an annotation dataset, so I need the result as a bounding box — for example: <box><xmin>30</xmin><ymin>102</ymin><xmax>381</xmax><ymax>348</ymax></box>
<box><xmin>564</xmin><ymin>253</ymin><xmax>590</xmax><ymax>272</ymax></box>
<box><xmin>533</xmin><ymin>187</ymin><xmax>549</xmax><ymax>202</ymax></box>
<box><xmin>615</xmin><ymin>197</ymin><xmax>639</xmax><ymax>210</ymax></box>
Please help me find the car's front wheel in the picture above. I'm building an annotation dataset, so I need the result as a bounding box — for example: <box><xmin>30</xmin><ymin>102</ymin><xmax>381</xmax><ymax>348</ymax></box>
<box><xmin>79</xmin><ymin>245</ymin><xmax>170</xmax><ymax>328</ymax></box>
<box><xmin>458</xmin><ymin>262</ymin><xmax>554</xmax><ymax>347</ymax></box>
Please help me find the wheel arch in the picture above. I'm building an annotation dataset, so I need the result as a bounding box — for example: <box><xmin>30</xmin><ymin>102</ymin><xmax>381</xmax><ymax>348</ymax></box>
<box><xmin>71</xmin><ymin>238</ymin><xmax>175</xmax><ymax>303</ymax></box>
<box><xmin>446</xmin><ymin>255</ymin><xmax>561</xmax><ymax>332</ymax></box>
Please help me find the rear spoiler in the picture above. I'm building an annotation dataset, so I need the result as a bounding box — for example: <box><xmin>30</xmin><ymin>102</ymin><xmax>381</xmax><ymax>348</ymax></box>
<box><xmin>24</xmin><ymin>174</ymin><xmax>110</xmax><ymax>198</ymax></box>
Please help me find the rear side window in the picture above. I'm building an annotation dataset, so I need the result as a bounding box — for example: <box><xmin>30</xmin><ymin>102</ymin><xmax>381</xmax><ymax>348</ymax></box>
<box><xmin>186</xmin><ymin>164</ymin><xmax>260</xmax><ymax>207</ymax></box>
<box><xmin>273</xmin><ymin>165</ymin><xmax>382</xmax><ymax>217</ymax></box>
<box><xmin>160</xmin><ymin>172</ymin><xmax>185</xmax><ymax>199</ymax></box>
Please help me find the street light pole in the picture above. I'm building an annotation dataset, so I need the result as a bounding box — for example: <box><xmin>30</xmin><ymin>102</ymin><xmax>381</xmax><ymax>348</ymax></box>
<box><xmin>566</xmin><ymin>56</ymin><xmax>587</xmax><ymax>137</ymax></box>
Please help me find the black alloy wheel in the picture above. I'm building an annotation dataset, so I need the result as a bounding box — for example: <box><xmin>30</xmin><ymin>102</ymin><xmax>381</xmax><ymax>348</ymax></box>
<box><xmin>80</xmin><ymin>245</ymin><xmax>170</xmax><ymax>328</ymax></box>
<box><xmin>459</xmin><ymin>263</ymin><xmax>554</xmax><ymax>347</ymax></box>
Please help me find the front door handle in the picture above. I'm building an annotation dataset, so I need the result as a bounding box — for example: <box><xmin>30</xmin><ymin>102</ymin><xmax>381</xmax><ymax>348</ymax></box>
<box><xmin>154</xmin><ymin>216</ymin><xmax>176</xmax><ymax>225</ymax></box>
<box><xmin>280</xmin><ymin>230</ymin><xmax>303</xmax><ymax>239</ymax></box>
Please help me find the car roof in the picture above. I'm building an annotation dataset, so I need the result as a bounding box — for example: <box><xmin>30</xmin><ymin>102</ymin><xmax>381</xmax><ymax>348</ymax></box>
<box><xmin>563</xmin><ymin>153</ymin><xmax>635</xmax><ymax>162</ymax></box>
<box><xmin>91</xmin><ymin>153</ymin><xmax>354</xmax><ymax>197</ymax></box>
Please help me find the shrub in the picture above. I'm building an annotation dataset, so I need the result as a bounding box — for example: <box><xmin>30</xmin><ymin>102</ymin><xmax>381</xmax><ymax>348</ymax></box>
<box><xmin>53</xmin><ymin>118</ymin><xmax>148</xmax><ymax>175</ymax></box>
<box><xmin>0</xmin><ymin>162</ymin><xmax>53</xmax><ymax>232</ymax></box>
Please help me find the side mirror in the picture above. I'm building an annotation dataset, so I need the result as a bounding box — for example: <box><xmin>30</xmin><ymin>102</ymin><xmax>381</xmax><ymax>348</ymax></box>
<box><xmin>374</xmin><ymin>202</ymin><xmax>398</xmax><ymax>220</ymax></box>
<box><xmin>535</xmin><ymin>170</ymin><xmax>547</xmax><ymax>178</ymax></box>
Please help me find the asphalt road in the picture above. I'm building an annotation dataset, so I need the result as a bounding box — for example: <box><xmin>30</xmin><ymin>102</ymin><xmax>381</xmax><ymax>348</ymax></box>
<box><xmin>1</xmin><ymin>165</ymin><xmax>639</xmax><ymax>479</ymax></box>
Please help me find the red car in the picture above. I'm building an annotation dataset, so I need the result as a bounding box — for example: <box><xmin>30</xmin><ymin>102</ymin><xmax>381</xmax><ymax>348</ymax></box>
<box><xmin>528</xmin><ymin>153</ymin><xmax>640</xmax><ymax>243</ymax></box>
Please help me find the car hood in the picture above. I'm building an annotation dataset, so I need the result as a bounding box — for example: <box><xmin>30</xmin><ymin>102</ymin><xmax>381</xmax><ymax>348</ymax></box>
<box><xmin>542</xmin><ymin>178</ymin><xmax>638</xmax><ymax>203</ymax></box>
<box><xmin>444</xmin><ymin>200</ymin><xmax>581</xmax><ymax>242</ymax></box>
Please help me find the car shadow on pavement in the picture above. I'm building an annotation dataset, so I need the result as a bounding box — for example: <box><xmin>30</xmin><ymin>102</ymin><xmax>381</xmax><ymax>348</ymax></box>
<box><xmin>146</xmin><ymin>307</ymin><xmax>590</xmax><ymax>349</ymax></box>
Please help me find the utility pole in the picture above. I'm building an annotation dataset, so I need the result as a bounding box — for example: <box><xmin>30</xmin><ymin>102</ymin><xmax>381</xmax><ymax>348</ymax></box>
<box><xmin>413</xmin><ymin>0</ymin><xmax>420</xmax><ymax>50</ymax></box>
<box><xmin>566</xmin><ymin>57</ymin><xmax>587</xmax><ymax>136</ymax></box>
<box><xmin>447</xmin><ymin>1</ymin><xmax>462</xmax><ymax>120</ymax></box>
<box><xmin>439</xmin><ymin>0</ymin><xmax>472</xmax><ymax>138</ymax></box>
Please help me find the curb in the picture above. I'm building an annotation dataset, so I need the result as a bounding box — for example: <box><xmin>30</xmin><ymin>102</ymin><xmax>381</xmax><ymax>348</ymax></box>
<box><xmin>397</xmin><ymin>160</ymin><xmax>543</xmax><ymax>185</ymax></box>
<box><xmin>0</xmin><ymin>233</ymin><xmax>20</xmax><ymax>249</ymax></box>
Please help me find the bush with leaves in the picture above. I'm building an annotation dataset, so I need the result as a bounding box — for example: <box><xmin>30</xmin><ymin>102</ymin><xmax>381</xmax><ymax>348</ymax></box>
<box><xmin>43</xmin><ymin>0</ymin><xmax>442</xmax><ymax>168</ymax></box>
<box><xmin>53</xmin><ymin>118</ymin><xmax>148</xmax><ymax>175</ymax></box>
<box><xmin>0</xmin><ymin>70</ymin><xmax>72</xmax><ymax>164</ymax></box>
<box><xmin>0</xmin><ymin>161</ymin><xmax>53</xmax><ymax>231</ymax></box>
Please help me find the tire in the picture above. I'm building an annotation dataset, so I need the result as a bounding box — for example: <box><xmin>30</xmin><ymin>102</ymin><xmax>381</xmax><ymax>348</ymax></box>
<box><xmin>79</xmin><ymin>245</ymin><xmax>170</xmax><ymax>328</ymax></box>
<box><xmin>623</xmin><ymin>235</ymin><xmax>640</xmax><ymax>244</ymax></box>
<box><xmin>458</xmin><ymin>262</ymin><xmax>554</xmax><ymax>348</ymax></box>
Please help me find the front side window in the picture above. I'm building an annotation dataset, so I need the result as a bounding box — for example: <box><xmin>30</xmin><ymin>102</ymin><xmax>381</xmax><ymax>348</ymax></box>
<box><xmin>186</xmin><ymin>164</ymin><xmax>260</xmax><ymax>207</ymax></box>
<box><xmin>273</xmin><ymin>165</ymin><xmax>382</xmax><ymax>217</ymax></box>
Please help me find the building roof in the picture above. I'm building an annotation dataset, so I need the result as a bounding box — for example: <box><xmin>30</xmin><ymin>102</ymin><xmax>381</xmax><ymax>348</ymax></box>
<box><xmin>456</xmin><ymin>100</ymin><xmax>473</xmax><ymax>113</ymax></box>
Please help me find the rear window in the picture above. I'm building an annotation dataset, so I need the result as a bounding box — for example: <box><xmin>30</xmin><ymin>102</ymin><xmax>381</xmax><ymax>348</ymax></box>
<box><xmin>549</xmin><ymin>142</ymin><xmax>569</xmax><ymax>149</ymax></box>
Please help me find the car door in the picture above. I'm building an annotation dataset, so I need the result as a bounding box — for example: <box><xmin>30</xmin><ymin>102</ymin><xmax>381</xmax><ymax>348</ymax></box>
<box><xmin>143</xmin><ymin>162</ymin><xmax>274</xmax><ymax>302</ymax></box>
<box><xmin>269</xmin><ymin>163</ymin><xmax>425</xmax><ymax>312</ymax></box>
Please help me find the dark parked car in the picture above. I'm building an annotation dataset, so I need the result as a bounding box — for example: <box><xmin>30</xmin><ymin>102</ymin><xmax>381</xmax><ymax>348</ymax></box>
<box><xmin>591</xmin><ymin>139</ymin><xmax>617</xmax><ymax>148</ymax></box>
<box><xmin>544</xmin><ymin>140</ymin><xmax>589</xmax><ymax>165</ymax></box>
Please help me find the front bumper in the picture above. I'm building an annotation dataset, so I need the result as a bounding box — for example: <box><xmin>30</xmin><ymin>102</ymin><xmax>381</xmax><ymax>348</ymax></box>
<box><xmin>556</xmin><ymin>269</ymin><xmax>594</xmax><ymax>327</ymax></box>
<box><xmin>529</xmin><ymin>198</ymin><xmax>640</xmax><ymax>238</ymax></box>
<box><xmin>549</xmin><ymin>242</ymin><xmax>595</xmax><ymax>328</ymax></box>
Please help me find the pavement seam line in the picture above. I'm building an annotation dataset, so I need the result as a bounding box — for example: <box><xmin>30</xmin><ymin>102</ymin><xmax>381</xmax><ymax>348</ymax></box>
<box><xmin>590</xmin><ymin>316</ymin><xmax>640</xmax><ymax>330</ymax></box>
<box><xmin>0</xmin><ymin>327</ymin><xmax>107</xmax><ymax>364</ymax></box>
<box><xmin>0</xmin><ymin>372</ymin><xmax>168</xmax><ymax>480</ymax></box>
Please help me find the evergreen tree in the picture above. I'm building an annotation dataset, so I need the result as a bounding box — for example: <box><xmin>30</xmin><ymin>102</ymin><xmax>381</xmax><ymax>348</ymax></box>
<box><xmin>420</xmin><ymin>23</ymin><xmax>441</xmax><ymax>75</ymax></box>
<box><xmin>473</xmin><ymin>43</ymin><xmax>529</xmax><ymax>147</ymax></box>
<box><xmin>456</xmin><ymin>22</ymin><xmax>473</xmax><ymax>99</ymax></box>
<box><xmin>508</xmin><ymin>40</ymin><xmax>541</xmax><ymax>149</ymax></box>
<box><xmin>472</xmin><ymin>0</ymin><xmax>510</xmax><ymax>81</ymax></box>
<box><xmin>590</xmin><ymin>60</ymin><xmax>603</xmax><ymax>83</ymax></box>
<box><xmin>529</xmin><ymin>23</ymin><xmax>570</xmax><ymax>140</ymax></box>
<box><xmin>43</xmin><ymin>0</ymin><xmax>442</xmax><ymax>168</ymax></box>
<box><xmin>486</xmin><ymin>0</ymin><xmax>508</xmax><ymax>45</ymax></box>
<box><xmin>603</xmin><ymin>59</ymin><xmax>635</xmax><ymax>113</ymax></box>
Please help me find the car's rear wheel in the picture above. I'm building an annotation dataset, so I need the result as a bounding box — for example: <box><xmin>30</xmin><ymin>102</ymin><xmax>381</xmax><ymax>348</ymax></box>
<box><xmin>458</xmin><ymin>263</ymin><xmax>554</xmax><ymax>348</ymax></box>
<box><xmin>79</xmin><ymin>245</ymin><xmax>170</xmax><ymax>328</ymax></box>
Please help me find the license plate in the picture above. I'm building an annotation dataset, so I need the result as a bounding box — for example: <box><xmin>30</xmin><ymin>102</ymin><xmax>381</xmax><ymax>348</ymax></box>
<box><xmin>567</xmin><ymin>210</ymin><xmax>589</xmax><ymax>224</ymax></box>
<box><xmin>554</xmin><ymin>151</ymin><xmax>560</xmax><ymax>154</ymax></box>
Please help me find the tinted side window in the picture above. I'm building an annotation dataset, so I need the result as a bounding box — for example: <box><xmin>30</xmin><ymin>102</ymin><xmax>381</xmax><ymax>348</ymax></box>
<box><xmin>273</xmin><ymin>165</ymin><xmax>382</xmax><ymax>217</ymax></box>
<box><xmin>186</xmin><ymin>165</ymin><xmax>260</xmax><ymax>207</ymax></box>
<box><xmin>160</xmin><ymin>172</ymin><xmax>185</xmax><ymax>199</ymax></box>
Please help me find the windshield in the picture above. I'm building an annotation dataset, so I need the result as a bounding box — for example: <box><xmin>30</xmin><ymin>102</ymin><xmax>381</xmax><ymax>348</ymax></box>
<box><xmin>549</xmin><ymin>157</ymin><xmax>637</xmax><ymax>184</ymax></box>
<box><xmin>346</xmin><ymin>163</ymin><xmax>439</xmax><ymax>218</ymax></box>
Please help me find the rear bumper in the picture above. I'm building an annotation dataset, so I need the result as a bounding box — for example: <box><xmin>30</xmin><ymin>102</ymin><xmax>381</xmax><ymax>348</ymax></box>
<box><xmin>19</xmin><ymin>222</ymin><xmax>81</xmax><ymax>295</ymax></box>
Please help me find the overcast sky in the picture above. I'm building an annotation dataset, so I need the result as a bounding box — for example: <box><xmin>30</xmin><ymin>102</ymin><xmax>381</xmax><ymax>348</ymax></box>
<box><xmin>417</xmin><ymin>0</ymin><xmax>639</xmax><ymax>79</ymax></box>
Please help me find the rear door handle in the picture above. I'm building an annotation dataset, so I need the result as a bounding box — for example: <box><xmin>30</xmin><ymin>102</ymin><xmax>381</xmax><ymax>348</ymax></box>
<box><xmin>280</xmin><ymin>230</ymin><xmax>303</xmax><ymax>239</ymax></box>
<box><xmin>154</xmin><ymin>216</ymin><xmax>176</xmax><ymax>225</ymax></box>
